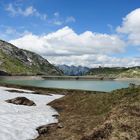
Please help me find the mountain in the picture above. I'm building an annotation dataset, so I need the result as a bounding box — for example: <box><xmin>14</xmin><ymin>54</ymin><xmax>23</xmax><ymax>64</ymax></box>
<box><xmin>86</xmin><ymin>66</ymin><xmax>140</xmax><ymax>78</ymax></box>
<box><xmin>118</xmin><ymin>67</ymin><xmax>140</xmax><ymax>78</ymax></box>
<box><xmin>57</xmin><ymin>65</ymin><xmax>90</xmax><ymax>76</ymax></box>
<box><xmin>0</xmin><ymin>39</ymin><xmax>62</xmax><ymax>76</ymax></box>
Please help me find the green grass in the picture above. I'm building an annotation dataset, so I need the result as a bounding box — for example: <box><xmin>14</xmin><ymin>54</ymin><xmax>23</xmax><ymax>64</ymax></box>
<box><xmin>0</xmin><ymin>49</ymin><xmax>44</xmax><ymax>75</ymax></box>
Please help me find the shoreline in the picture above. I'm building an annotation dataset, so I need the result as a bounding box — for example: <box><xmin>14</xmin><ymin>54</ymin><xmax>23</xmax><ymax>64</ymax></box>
<box><xmin>42</xmin><ymin>76</ymin><xmax>115</xmax><ymax>80</ymax></box>
<box><xmin>0</xmin><ymin>75</ymin><xmax>139</xmax><ymax>81</ymax></box>
<box><xmin>0</xmin><ymin>82</ymin><xmax>106</xmax><ymax>95</ymax></box>
<box><xmin>115</xmin><ymin>77</ymin><xmax>140</xmax><ymax>81</ymax></box>
<box><xmin>0</xmin><ymin>76</ymin><xmax>44</xmax><ymax>80</ymax></box>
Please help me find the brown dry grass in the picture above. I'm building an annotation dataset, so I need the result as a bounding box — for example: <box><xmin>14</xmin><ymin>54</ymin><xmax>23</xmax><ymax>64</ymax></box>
<box><xmin>36</xmin><ymin>87</ymin><xmax>140</xmax><ymax>140</ymax></box>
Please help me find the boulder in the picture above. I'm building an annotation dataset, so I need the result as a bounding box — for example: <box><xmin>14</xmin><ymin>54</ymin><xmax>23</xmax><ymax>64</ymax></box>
<box><xmin>5</xmin><ymin>97</ymin><xmax>36</xmax><ymax>106</ymax></box>
<box><xmin>36</xmin><ymin>123</ymin><xmax>63</xmax><ymax>135</ymax></box>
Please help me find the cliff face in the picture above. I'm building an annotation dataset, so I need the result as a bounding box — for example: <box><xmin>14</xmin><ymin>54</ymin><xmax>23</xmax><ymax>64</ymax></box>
<box><xmin>0</xmin><ymin>40</ymin><xmax>62</xmax><ymax>76</ymax></box>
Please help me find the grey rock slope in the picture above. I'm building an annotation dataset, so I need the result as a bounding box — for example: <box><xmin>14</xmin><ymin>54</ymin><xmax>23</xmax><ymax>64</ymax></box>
<box><xmin>0</xmin><ymin>39</ymin><xmax>62</xmax><ymax>76</ymax></box>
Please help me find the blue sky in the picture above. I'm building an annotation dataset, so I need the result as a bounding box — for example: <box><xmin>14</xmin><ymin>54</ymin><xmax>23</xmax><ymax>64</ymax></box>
<box><xmin>0</xmin><ymin>0</ymin><xmax>140</xmax><ymax>67</ymax></box>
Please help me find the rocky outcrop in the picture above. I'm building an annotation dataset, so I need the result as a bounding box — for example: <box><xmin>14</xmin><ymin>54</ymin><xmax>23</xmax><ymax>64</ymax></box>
<box><xmin>0</xmin><ymin>70</ymin><xmax>11</xmax><ymax>76</ymax></box>
<box><xmin>0</xmin><ymin>39</ymin><xmax>62</xmax><ymax>76</ymax></box>
<box><xmin>5</xmin><ymin>97</ymin><xmax>36</xmax><ymax>106</ymax></box>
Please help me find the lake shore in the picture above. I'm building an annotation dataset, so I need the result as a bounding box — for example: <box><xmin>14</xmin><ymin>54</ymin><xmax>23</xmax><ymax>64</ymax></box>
<box><xmin>43</xmin><ymin>76</ymin><xmax>115</xmax><ymax>80</ymax></box>
<box><xmin>0</xmin><ymin>76</ymin><xmax>44</xmax><ymax>80</ymax></box>
<box><xmin>0</xmin><ymin>83</ymin><xmax>140</xmax><ymax>140</ymax></box>
<box><xmin>115</xmin><ymin>77</ymin><xmax>140</xmax><ymax>81</ymax></box>
<box><xmin>1</xmin><ymin>75</ymin><xmax>140</xmax><ymax>81</ymax></box>
<box><xmin>0</xmin><ymin>75</ymin><xmax>115</xmax><ymax>81</ymax></box>
<box><xmin>0</xmin><ymin>75</ymin><xmax>140</xmax><ymax>81</ymax></box>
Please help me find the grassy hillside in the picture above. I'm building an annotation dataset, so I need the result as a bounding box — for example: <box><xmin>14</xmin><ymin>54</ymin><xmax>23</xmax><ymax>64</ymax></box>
<box><xmin>118</xmin><ymin>68</ymin><xmax>140</xmax><ymax>78</ymax></box>
<box><xmin>87</xmin><ymin>67</ymin><xmax>140</xmax><ymax>79</ymax></box>
<box><xmin>0</xmin><ymin>40</ymin><xmax>62</xmax><ymax>76</ymax></box>
<box><xmin>36</xmin><ymin>86</ymin><xmax>140</xmax><ymax>140</ymax></box>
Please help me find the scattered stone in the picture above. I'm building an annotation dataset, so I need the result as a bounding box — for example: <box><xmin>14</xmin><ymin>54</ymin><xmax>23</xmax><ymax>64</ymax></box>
<box><xmin>6</xmin><ymin>90</ymin><xmax>27</xmax><ymax>93</ymax></box>
<box><xmin>52</xmin><ymin>114</ymin><xmax>59</xmax><ymax>118</ymax></box>
<box><xmin>128</xmin><ymin>105</ymin><xmax>140</xmax><ymax>117</ymax></box>
<box><xmin>37</xmin><ymin>123</ymin><xmax>57</xmax><ymax>135</ymax></box>
<box><xmin>5</xmin><ymin>97</ymin><xmax>36</xmax><ymax>106</ymax></box>
<box><xmin>129</xmin><ymin>83</ymin><xmax>136</xmax><ymax>89</ymax></box>
<box><xmin>0</xmin><ymin>70</ymin><xmax>11</xmax><ymax>76</ymax></box>
<box><xmin>57</xmin><ymin>123</ymin><xmax>63</xmax><ymax>128</ymax></box>
<box><xmin>37</xmin><ymin>125</ymin><xmax>49</xmax><ymax>135</ymax></box>
<box><xmin>81</xmin><ymin>122</ymin><xmax>113</xmax><ymax>140</ymax></box>
<box><xmin>33</xmin><ymin>91</ymin><xmax>52</xmax><ymax>96</ymax></box>
<box><xmin>36</xmin><ymin>123</ymin><xmax>63</xmax><ymax>135</ymax></box>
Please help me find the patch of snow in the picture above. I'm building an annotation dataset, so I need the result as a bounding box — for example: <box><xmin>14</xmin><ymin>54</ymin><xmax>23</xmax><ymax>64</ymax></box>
<box><xmin>0</xmin><ymin>86</ymin><xmax>64</xmax><ymax>140</ymax></box>
<box><xmin>1</xmin><ymin>86</ymin><xmax>33</xmax><ymax>93</ymax></box>
<box><xmin>27</xmin><ymin>58</ymin><xmax>32</xmax><ymax>63</ymax></box>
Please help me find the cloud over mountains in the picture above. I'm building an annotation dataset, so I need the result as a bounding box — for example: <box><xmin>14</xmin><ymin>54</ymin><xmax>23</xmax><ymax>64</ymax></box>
<box><xmin>9</xmin><ymin>8</ymin><xmax>140</xmax><ymax>67</ymax></box>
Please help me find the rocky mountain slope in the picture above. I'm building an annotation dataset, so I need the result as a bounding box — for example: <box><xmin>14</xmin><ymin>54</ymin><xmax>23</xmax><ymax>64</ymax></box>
<box><xmin>57</xmin><ymin>65</ymin><xmax>90</xmax><ymax>76</ymax></box>
<box><xmin>0</xmin><ymin>39</ymin><xmax>62</xmax><ymax>76</ymax></box>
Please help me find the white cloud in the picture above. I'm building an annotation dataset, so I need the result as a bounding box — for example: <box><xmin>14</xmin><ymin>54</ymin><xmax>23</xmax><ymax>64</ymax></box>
<box><xmin>51</xmin><ymin>12</ymin><xmax>75</xmax><ymax>26</ymax></box>
<box><xmin>9</xmin><ymin>26</ymin><xmax>129</xmax><ymax>67</ymax></box>
<box><xmin>66</xmin><ymin>16</ymin><xmax>76</xmax><ymax>23</ymax></box>
<box><xmin>10</xmin><ymin>26</ymin><xmax>125</xmax><ymax>56</ymax></box>
<box><xmin>0</xmin><ymin>25</ymin><xmax>31</xmax><ymax>40</ymax></box>
<box><xmin>52</xmin><ymin>20</ymin><xmax>63</xmax><ymax>26</ymax></box>
<box><xmin>54</xmin><ymin>12</ymin><xmax>60</xmax><ymax>17</ymax></box>
<box><xmin>117</xmin><ymin>8</ymin><xmax>140</xmax><ymax>46</ymax></box>
<box><xmin>5</xmin><ymin>4</ymin><xmax>74</xmax><ymax>24</ymax></box>
<box><xmin>47</xmin><ymin>55</ymin><xmax>140</xmax><ymax>68</ymax></box>
<box><xmin>4</xmin><ymin>8</ymin><xmax>140</xmax><ymax>67</ymax></box>
<box><xmin>23</xmin><ymin>6</ymin><xmax>36</xmax><ymax>16</ymax></box>
<box><xmin>5</xmin><ymin>4</ymin><xmax>47</xmax><ymax>20</ymax></box>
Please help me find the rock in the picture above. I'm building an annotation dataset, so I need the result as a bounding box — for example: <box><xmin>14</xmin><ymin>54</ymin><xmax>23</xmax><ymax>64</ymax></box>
<box><xmin>36</xmin><ymin>123</ymin><xmax>63</xmax><ymax>135</ymax></box>
<box><xmin>37</xmin><ymin>125</ymin><xmax>48</xmax><ymax>135</ymax></box>
<box><xmin>57</xmin><ymin>123</ymin><xmax>63</xmax><ymax>128</ymax></box>
<box><xmin>6</xmin><ymin>90</ymin><xmax>27</xmax><ymax>93</ymax></box>
<box><xmin>5</xmin><ymin>97</ymin><xmax>36</xmax><ymax>106</ymax></box>
<box><xmin>52</xmin><ymin>114</ymin><xmax>59</xmax><ymax>118</ymax></box>
<box><xmin>37</xmin><ymin>123</ymin><xmax>57</xmax><ymax>135</ymax></box>
<box><xmin>81</xmin><ymin>122</ymin><xmax>113</xmax><ymax>140</ymax></box>
<box><xmin>0</xmin><ymin>70</ymin><xmax>11</xmax><ymax>76</ymax></box>
<box><xmin>129</xmin><ymin>83</ymin><xmax>136</xmax><ymax>89</ymax></box>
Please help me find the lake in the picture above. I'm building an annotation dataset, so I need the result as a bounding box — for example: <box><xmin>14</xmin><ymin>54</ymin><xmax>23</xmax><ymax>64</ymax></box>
<box><xmin>0</xmin><ymin>78</ymin><xmax>139</xmax><ymax>92</ymax></box>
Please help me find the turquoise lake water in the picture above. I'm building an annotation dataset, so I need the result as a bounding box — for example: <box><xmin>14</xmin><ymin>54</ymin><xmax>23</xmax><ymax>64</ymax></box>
<box><xmin>0</xmin><ymin>79</ymin><xmax>139</xmax><ymax>92</ymax></box>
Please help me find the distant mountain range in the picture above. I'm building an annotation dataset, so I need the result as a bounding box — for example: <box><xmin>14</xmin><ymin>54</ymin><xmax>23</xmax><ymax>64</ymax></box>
<box><xmin>57</xmin><ymin>65</ymin><xmax>90</xmax><ymax>76</ymax></box>
<box><xmin>0</xmin><ymin>39</ymin><xmax>62</xmax><ymax>76</ymax></box>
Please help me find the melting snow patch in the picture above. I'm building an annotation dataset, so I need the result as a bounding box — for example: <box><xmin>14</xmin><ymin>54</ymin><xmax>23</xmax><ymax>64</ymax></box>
<box><xmin>0</xmin><ymin>86</ymin><xmax>64</xmax><ymax>140</ymax></box>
